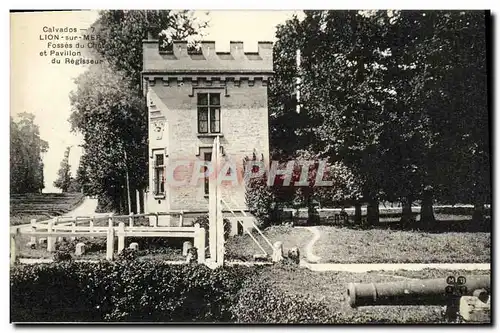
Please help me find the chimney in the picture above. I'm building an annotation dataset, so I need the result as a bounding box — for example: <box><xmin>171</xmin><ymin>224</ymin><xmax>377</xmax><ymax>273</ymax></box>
<box><xmin>173</xmin><ymin>40</ymin><xmax>188</xmax><ymax>58</ymax></box>
<box><xmin>201</xmin><ymin>41</ymin><xmax>216</xmax><ymax>58</ymax></box>
<box><xmin>230</xmin><ymin>41</ymin><xmax>244</xmax><ymax>58</ymax></box>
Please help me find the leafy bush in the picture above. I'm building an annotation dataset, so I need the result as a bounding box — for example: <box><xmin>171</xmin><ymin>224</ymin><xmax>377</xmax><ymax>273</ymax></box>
<box><xmin>10</xmin><ymin>261</ymin><xmax>258</xmax><ymax>322</ymax></box>
<box><xmin>116</xmin><ymin>248</ymin><xmax>138</xmax><ymax>261</ymax></box>
<box><xmin>245</xmin><ymin>175</ymin><xmax>276</xmax><ymax>228</ymax></box>
<box><xmin>194</xmin><ymin>215</ymin><xmax>231</xmax><ymax>241</ymax></box>
<box><xmin>232</xmin><ymin>267</ymin><xmax>337</xmax><ymax>323</ymax></box>
<box><xmin>56</xmin><ymin>237</ymin><xmax>107</xmax><ymax>254</ymax></box>
<box><xmin>53</xmin><ymin>250</ymin><xmax>72</xmax><ymax>262</ymax></box>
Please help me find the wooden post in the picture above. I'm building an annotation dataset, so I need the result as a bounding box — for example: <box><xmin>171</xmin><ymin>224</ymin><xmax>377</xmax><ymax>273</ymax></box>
<box><xmin>30</xmin><ymin>219</ymin><xmax>37</xmax><ymax>244</ymax></box>
<box><xmin>47</xmin><ymin>220</ymin><xmax>55</xmax><ymax>252</ymax></box>
<box><xmin>10</xmin><ymin>228</ymin><xmax>18</xmax><ymax>266</ymax></box>
<box><xmin>106</xmin><ymin>223</ymin><xmax>115</xmax><ymax>260</ymax></box>
<box><xmin>136</xmin><ymin>189</ymin><xmax>141</xmax><ymax>214</ymax></box>
<box><xmin>118</xmin><ymin>222</ymin><xmax>125</xmax><ymax>253</ymax></box>
<box><xmin>90</xmin><ymin>216</ymin><xmax>95</xmax><ymax>239</ymax></box>
<box><xmin>208</xmin><ymin>140</ymin><xmax>217</xmax><ymax>262</ymax></box>
<box><xmin>179</xmin><ymin>211</ymin><xmax>184</xmax><ymax>227</ymax></box>
<box><xmin>124</xmin><ymin>149</ymin><xmax>132</xmax><ymax>215</ymax></box>
<box><xmin>194</xmin><ymin>223</ymin><xmax>205</xmax><ymax>264</ymax></box>
<box><xmin>129</xmin><ymin>212</ymin><xmax>134</xmax><ymax>228</ymax></box>
<box><xmin>108</xmin><ymin>213</ymin><xmax>114</xmax><ymax>229</ymax></box>
<box><xmin>70</xmin><ymin>221</ymin><xmax>76</xmax><ymax>241</ymax></box>
<box><xmin>154</xmin><ymin>212</ymin><xmax>158</xmax><ymax>227</ymax></box>
<box><xmin>215</xmin><ymin>136</ymin><xmax>224</xmax><ymax>265</ymax></box>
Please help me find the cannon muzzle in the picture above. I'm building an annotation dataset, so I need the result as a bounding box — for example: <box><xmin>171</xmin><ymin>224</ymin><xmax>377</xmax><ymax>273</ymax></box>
<box><xmin>347</xmin><ymin>275</ymin><xmax>490</xmax><ymax>307</ymax></box>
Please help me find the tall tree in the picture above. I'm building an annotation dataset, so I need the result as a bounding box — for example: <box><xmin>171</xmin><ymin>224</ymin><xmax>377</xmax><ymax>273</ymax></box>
<box><xmin>383</xmin><ymin>11</ymin><xmax>490</xmax><ymax>226</ymax></box>
<box><xmin>71</xmin><ymin>10</ymin><xmax>207</xmax><ymax>212</ymax></box>
<box><xmin>10</xmin><ymin>113</ymin><xmax>48</xmax><ymax>194</ymax></box>
<box><xmin>70</xmin><ymin>62</ymin><xmax>147</xmax><ymax>212</ymax></box>
<box><xmin>270</xmin><ymin>10</ymin><xmax>490</xmax><ymax>229</ymax></box>
<box><xmin>271</xmin><ymin>11</ymin><xmax>394</xmax><ymax>224</ymax></box>
<box><xmin>53</xmin><ymin>146</ymin><xmax>72</xmax><ymax>192</ymax></box>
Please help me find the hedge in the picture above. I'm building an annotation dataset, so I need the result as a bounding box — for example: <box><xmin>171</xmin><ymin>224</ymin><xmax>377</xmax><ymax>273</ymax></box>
<box><xmin>232</xmin><ymin>265</ymin><xmax>338</xmax><ymax>323</ymax></box>
<box><xmin>11</xmin><ymin>261</ymin><xmax>346</xmax><ymax>323</ymax></box>
<box><xmin>11</xmin><ymin>261</ymin><xmax>258</xmax><ymax>322</ymax></box>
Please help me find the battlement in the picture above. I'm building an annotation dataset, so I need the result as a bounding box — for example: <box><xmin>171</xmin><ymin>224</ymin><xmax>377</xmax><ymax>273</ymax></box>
<box><xmin>142</xmin><ymin>39</ymin><xmax>273</xmax><ymax>75</ymax></box>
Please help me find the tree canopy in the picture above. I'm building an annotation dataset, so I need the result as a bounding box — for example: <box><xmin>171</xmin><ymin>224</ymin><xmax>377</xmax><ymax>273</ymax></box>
<box><xmin>70</xmin><ymin>10</ymin><xmax>207</xmax><ymax>212</ymax></box>
<box><xmin>10</xmin><ymin>113</ymin><xmax>48</xmax><ymax>194</ymax></box>
<box><xmin>268</xmin><ymin>10</ymin><xmax>490</xmax><ymax>225</ymax></box>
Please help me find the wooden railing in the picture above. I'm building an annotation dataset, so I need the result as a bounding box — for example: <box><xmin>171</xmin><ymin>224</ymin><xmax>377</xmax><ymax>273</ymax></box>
<box><xmin>10</xmin><ymin>212</ymin><xmax>206</xmax><ymax>265</ymax></box>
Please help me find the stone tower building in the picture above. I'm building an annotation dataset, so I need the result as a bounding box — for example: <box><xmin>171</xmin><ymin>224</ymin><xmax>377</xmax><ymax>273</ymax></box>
<box><xmin>141</xmin><ymin>38</ymin><xmax>273</xmax><ymax>226</ymax></box>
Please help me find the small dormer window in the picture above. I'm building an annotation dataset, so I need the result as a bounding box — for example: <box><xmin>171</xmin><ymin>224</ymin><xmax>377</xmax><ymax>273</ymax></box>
<box><xmin>198</xmin><ymin>93</ymin><xmax>221</xmax><ymax>134</ymax></box>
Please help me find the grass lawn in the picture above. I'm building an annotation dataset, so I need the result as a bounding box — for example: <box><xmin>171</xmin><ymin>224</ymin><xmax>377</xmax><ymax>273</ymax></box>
<box><xmin>225</xmin><ymin>225</ymin><xmax>490</xmax><ymax>264</ymax></box>
<box><xmin>252</xmin><ymin>265</ymin><xmax>490</xmax><ymax>323</ymax></box>
<box><xmin>10</xmin><ymin>192</ymin><xmax>85</xmax><ymax>226</ymax></box>
<box><xmin>15</xmin><ymin>235</ymin><xmax>185</xmax><ymax>261</ymax></box>
<box><xmin>314</xmin><ymin>226</ymin><xmax>490</xmax><ymax>263</ymax></box>
<box><xmin>10</xmin><ymin>213</ymin><xmax>53</xmax><ymax>227</ymax></box>
<box><xmin>225</xmin><ymin>225</ymin><xmax>312</xmax><ymax>261</ymax></box>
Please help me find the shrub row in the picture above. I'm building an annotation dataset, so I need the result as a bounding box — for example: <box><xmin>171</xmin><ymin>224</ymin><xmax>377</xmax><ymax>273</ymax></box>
<box><xmin>12</xmin><ymin>261</ymin><xmax>348</xmax><ymax>323</ymax></box>
<box><xmin>232</xmin><ymin>265</ymin><xmax>338</xmax><ymax>323</ymax></box>
<box><xmin>11</xmin><ymin>261</ymin><xmax>258</xmax><ymax>322</ymax></box>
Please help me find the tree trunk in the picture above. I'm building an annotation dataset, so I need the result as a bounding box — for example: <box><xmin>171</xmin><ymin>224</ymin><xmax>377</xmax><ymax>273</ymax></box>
<box><xmin>366</xmin><ymin>199</ymin><xmax>379</xmax><ymax>225</ymax></box>
<box><xmin>354</xmin><ymin>202</ymin><xmax>362</xmax><ymax>224</ymax></box>
<box><xmin>400</xmin><ymin>196</ymin><xmax>414</xmax><ymax>227</ymax></box>
<box><xmin>307</xmin><ymin>196</ymin><xmax>320</xmax><ymax>226</ymax></box>
<box><xmin>472</xmin><ymin>202</ymin><xmax>486</xmax><ymax>231</ymax></box>
<box><xmin>420</xmin><ymin>190</ymin><xmax>435</xmax><ymax>229</ymax></box>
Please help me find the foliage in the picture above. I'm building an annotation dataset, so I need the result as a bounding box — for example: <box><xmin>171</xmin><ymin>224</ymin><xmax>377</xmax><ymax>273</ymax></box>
<box><xmin>116</xmin><ymin>248</ymin><xmax>138</xmax><ymax>261</ymax></box>
<box><xmin>10</xmin><ymin>113</ymin><xmax>48</xmax><ymax>194</ymax></box>
<box><xmin>53</xmin><ymin>146</ymin><xmax>72</xmax><ymax>192</ymax></box>
<box><xmin>70</xmin><ymin>11</ymin><xmax>207</xmax><ymax>213</ymax></box>
<box><xmin>193</xmin><ymin>215</ymin><xmax>231</xmax><ymax>241</ymax></box>
<box><xmin>53</xmin><ymin>249</ymin><xmax>73</xmax><ymax>262</ymax></box>
<box><xmin>66</xmin><ymin>177</ymin><xmax>82</xmax><ymax>193</ymax></box>
<box><xmin>88</xmin><ymin>10</ymin><xmax>208</xmax><ymax>88</ymax></box>
<box><xmin>244</xmin><ymin>149</ymin><xmax>360</xmax><ymax>226</ymax></box>
<box><xmin>270</xmin><ymin>10</ymin><xmax>490</xmax><ymax>226</ymax></box>
<box><xmin>232</xmin><ymin>267</ymin><xmax>337</xmax><ymax>323</ymax></box>
<box><xmin>245</xmin><ymin>174</ymin><xmax>277</xmax><ymax>228</ymax></box>
<box><xmin>10</xmin><ymin>261</ymin><xmax>257</xmax><ymax>322</ymax></box>
<box><xmin>56</xmin><ymin>237</ymin><xmax>108</xmax><ymax>254</ymax></box>
<box><xmin>70</xmin><ymin>62</ymin><xmax>146</xmax><ymax>213</ymax></box>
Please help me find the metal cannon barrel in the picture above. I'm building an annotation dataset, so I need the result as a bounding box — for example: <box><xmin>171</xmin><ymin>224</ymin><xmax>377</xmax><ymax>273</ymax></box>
<box><xmin>347</xmin><ymin>275</ymin><xmax>490</xmax><ymax>307</ymax></box>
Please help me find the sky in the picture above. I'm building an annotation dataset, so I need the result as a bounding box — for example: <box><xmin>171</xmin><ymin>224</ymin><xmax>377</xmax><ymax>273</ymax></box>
<box><xmin>10</xmin><ymin>10</ymin><xmax>303</xmax><ymax>193</ymax></box>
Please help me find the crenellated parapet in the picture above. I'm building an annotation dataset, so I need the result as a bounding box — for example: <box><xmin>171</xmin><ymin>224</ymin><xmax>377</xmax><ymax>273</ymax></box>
<box><xmin>142</xmin><ymin>39</ymin><xmax>273</xmax><ymax>91</ymax></box>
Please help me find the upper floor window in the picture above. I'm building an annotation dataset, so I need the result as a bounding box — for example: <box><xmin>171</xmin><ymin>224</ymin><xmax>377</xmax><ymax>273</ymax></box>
<box><xmin>153</xmin><ymin>151</ymin><xmax>165</xmax><ymax>196</ymax></box>
<box><xmin>198</xmin><ymin>93</ymin><xmax>220</xmax><ymax>134</ymax></box>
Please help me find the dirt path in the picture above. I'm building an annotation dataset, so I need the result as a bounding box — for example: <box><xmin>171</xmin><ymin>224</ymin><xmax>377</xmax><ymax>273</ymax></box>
<box><xmin>295</xmin><ymin>226</ymin><xmax>322</xmax><ymax>263</ymax></box>
<box><xmin>300</xmin><ymin>262</ymin><xmax>491</xmax><ymax>272</ymax></box>
<box><xmin>17</xmin><ymin>257</ymin><xmax>490</xmax><ymax>273</ymax></box>
<box><xmin>11</xmin><ymin>197</ymin><xmax>107</xmax><ymax>233</ymax></box>
<box><xmin>62</xmin><ymin>197</ymin><xmax>103</xmax><ymax>217</ymax></box>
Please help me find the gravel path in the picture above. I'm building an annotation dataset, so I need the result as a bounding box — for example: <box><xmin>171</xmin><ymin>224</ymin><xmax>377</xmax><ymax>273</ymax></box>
<box><xmin>295</xmin><ymin>226</ymin><xmax>322</xmax><ymax>263</ymax></box>
<box><xmin>300</xmin><ymin>262</ymin><xmax>490</xmax><ymax>272</ymax></box>
<box><xmin>62</xmin><ymin>197</ymin><xmax>103</xmax><ymax>217</ymax></box>
<box><xmin>11</xmin><ymin>197</ymin><xmax>106</xmax><ymax>233</ymax></box>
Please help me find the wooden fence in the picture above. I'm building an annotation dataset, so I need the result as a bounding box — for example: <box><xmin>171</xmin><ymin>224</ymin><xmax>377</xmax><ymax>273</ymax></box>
<box><xmin>10</xmin><ymin>212</ymin><xmax>206</xmax><ymax>265</ymax></box>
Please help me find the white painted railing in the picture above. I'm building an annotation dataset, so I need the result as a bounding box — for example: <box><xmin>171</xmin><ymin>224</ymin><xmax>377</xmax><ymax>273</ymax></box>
<box><xmin>10</xmin><ymin>213</ymin><xmax>206</xmax><ymax>265</ymax></box>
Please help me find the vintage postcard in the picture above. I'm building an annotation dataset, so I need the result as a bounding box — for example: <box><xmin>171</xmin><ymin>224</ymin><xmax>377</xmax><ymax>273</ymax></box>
<box><xmin>9</xmin><ymin>9</ymin><xmax>491</xmax><ymax>324</ymax></box>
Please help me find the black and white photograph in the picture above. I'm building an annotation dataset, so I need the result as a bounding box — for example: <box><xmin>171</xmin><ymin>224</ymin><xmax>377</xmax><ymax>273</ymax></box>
<box><xmin>8</xmin><ymin>9</ymin><xmax>491</xmax><ymax>324</ymax></box>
